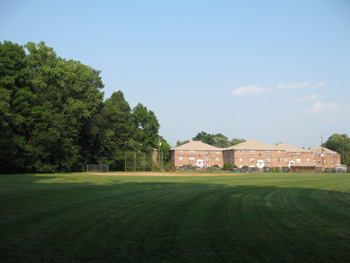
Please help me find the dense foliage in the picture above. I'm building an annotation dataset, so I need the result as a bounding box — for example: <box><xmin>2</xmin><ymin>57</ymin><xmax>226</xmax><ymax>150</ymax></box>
<box><xmin>0</xmin><ymin>41</ymin><xmax>167</xmax><ymax>173</ymax></box>
<box><xmin>176</xmin><ymin>132</ymin><xmax>245</xmax><ymax>148</ymax></box>
<box><xmin>324</xmin><ymin>133</ymin><xmax>350</xmax><ymax>167</ymax></box>
<box><xmin>192</xmin><ymin>131</ymin><xmax>245</xmax><ymax>148</ymax></box>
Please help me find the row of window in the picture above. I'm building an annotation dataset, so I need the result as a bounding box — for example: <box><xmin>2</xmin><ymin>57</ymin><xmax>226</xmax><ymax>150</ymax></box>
<box><xmin>180</xmin><ymin>150</ymin><xmax>221</xmax><ymax>155</ymax></box>
<box><xmin>245</xmin><ymin>158</ymin><xmax>311</xmax><ymax>163</ymax></box>
<box><xmin>245</xmin><ymin>150</ymin><xmax>304</xmax><ymax>156</ymax></box>
<box><xmin>179</xmin><ymin>164</ymin><xmax>221</xmax><ymax>168</ymax></box>
<box><xmin>180</xmin><ymin>157</ymin><xmax>221</xmax><ymax>162</ymax></box>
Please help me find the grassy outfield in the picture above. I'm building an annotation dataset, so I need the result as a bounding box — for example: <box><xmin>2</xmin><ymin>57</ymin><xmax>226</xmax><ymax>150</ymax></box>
<box><xmin>1</xmin><ymin>173</ymin><xmax>350</xmax><ymax>263</ymax></box>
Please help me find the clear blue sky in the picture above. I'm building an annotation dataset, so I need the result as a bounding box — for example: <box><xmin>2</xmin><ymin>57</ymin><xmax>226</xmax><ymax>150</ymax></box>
<box><xmin>1</xmin><ymin>0</ymin><xmax>349</xmax><ymax>147</ymax></box>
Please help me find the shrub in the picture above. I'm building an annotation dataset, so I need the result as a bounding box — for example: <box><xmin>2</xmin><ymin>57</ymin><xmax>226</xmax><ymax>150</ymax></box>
<box><xmin>164</xmin><ymin>162</ymin><xmax>175</xmax><ymax>172</ymax></box>
<box><xmin>273</xmin><ymin>167</ymin><xmax>281</xmax><ymax>173</ymax></box>
<box><xmin>223</xmin><ymin>162</ymin><xmax>233</xmax><ymax>170</ymax></box>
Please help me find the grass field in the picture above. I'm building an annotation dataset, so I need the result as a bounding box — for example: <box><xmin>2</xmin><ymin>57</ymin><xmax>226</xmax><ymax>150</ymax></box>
<box><xmin>1</xmin><ymin>173</ymin><xmax>350</xmax><ymax>263</ymax></box>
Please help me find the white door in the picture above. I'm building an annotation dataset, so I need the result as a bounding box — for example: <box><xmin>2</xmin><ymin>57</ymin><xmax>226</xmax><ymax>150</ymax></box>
<box><xmin>196</xmin><ymin>159</ymin><xmax>204</xmax><ymax>168</ymax></box>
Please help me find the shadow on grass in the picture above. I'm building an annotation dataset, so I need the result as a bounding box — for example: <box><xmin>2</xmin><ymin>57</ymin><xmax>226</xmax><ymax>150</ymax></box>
<box><xmin>1</xmin><ymin>173</ymin><xmax>350</xmax><ymax>263</ymax></box>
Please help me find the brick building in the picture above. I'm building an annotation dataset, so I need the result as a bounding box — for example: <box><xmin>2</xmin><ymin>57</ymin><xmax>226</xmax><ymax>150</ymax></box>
<box><xmin>310</xmin><ymin>146</ymin><xmax>341</xmax><ymax>170</ymax></box>
<box><xmin>170</xmin><ymin>141</ymin><xmax>224</xmax><ymax>168</ymax></box>
<box><xmin>170</xmin><ymin>140</ymin><xmax>341</xmax><ymax>171</ymax></box>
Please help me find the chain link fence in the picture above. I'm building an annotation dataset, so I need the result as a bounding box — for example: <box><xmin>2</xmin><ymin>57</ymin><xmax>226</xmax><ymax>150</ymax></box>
<box><xmin>86</xmin><ymin>164</ymin><xmax>109</xmax><ymax>172</ymax></box>
<box><xmin>124</xmin><ymin>151</ymin><xmax>162</xmax><ymax>172</ymax></box>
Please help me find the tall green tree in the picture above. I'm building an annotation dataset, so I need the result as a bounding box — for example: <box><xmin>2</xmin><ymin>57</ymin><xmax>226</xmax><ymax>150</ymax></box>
<box><xmin>159</xmin><ymin>136</ymin><xmax>171</xmax><ymax>163</ymax></box>
<box><xmin>24</xmin><ymin>42</ymin><xmax>104</xmax><ymax>172</ymax></box>
<box><xmin>0</xmin><ymin>41</ymin><xmax>35</xmax><ymax>172</ymax></box>
<box><xmin>91</xmin><ymin>91</ymin><xmax>132</xmax><ymax>170</ymax></box>
<box><xmin>132</xmin><ymin>103</ymin><xmax>160</xmax><ymax>153</ymax></box>
<box><xmin>324</xmin><ymin>134</ymin><xmax>350</xmax><ymax>167</ymax></box>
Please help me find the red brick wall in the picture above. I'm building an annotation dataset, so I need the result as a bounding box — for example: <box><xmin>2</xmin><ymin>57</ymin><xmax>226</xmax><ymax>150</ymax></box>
<box><xmin>171</xmin><ymin>149</ymin><xmax>224</xmax><ymax>168</ymax></box>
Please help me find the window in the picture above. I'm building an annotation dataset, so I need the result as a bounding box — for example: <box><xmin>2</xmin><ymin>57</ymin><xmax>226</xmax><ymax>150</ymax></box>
<box><xmin>266</xmin><ymin>150</ymin><xmax>271</xmax><ymax>155</ymax></box>
<box><xmin>291</xmin><ymin>154</ymin><xmax>293</xmax><ymax>158</ymax></box>
<box><xmin>206</xmin><ymin>150</ymin><xmax>210</xmax><ymax>154</ymax></box>
<box><xmin>278</xmin><ymin>151</ymin><xmax>281</xmax><ymax>154</ymax></box>
<box><xmin>240</xmin><ymin>150</ymin><xmax>243</xmax><ymax>154</ymax></box>
<box><xmin>216</xmin><ymin>151</ymin><xmax>221</xmax><ymax>154</ymax></box>
<box><xmin>179</xmin><ymin>157</ymin><xmax>183</xmax><ymax>161</ymax></box>
<box><xmin>189</xmin><ymin>151</ymin><xmax>195</xmax><ymax>155</ymax></box>
<box><xmin>297</xmin><ymin>152</ymin><xmax>301</xmax><ymax>156</ymax></box>
<box><xmin>278</xmin><ymin>158</ymin><xmax>281</xmax><ymax>162</ymax></box>
<box><xmin>250</xmin><ymin>150</ymin><xmax>255</xmax><ymax>154</ymax></box>
<box><xmin>259</xmin><ymin>152</ymin><xmax>262</xmax><ymax>156</ymax></box>
<box><xmin>180</xmin><ymin>151</ymin><xmax>183</xmax><ymax>154</ymax></box>
<box><xmin>250</xmin><ymin>158</ymin><xmax>255</xmax><ymax>162</ymax></box>
<box><xmin>266</xmin><ymin>158</ymin><xmax>271</xmax><ymax>163</ymax></box>
<box><xmin>198</xmin><ymin>152</ymin><xmax>202</xmax><ymax>157</ymax></box>
<box><xmin>216</xmin><ymin>158</ymin><xmax>221</xmax><ymax>161</ymax></box>
<box><xmin>296</xmin><ymin>159</ymin><xmax>301</xmax><ymax>163</ymax></box>
<box><xmin>206</xmin><ymin>158</ymin><xmax>210</xmax><ymax>162</ymax></box>
<box><xmin>307</xmin><ymin>159</ymin><xmax>309</xmax><ymax>162</ymax></box>
<box><xmin>189</xmin><ymin>157</ymin><xmax>195</xmax><ymax>162</ymax></box>
<box><xmin>240</xmin><ymin>158</ymin><xmax>243</xmax><ymax>162</ymax></box>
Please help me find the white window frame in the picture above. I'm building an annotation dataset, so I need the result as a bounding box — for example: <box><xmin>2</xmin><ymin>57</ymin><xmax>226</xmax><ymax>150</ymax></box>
<box><xmin>189</xmin><ymin>150</ymin><xmax>195</xmax><ymax>155</ymax></box>
<box><xmin>250</xmin><ymin>150</ymin><xmax>255</xmax><ymax>154</ymax></box>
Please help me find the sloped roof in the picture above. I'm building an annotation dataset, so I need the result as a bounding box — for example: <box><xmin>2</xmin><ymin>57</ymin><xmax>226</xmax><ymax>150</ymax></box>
<box><xmin>172</xmin><ymin>141</ymin><xmax>222</xmax><ymax>151</ymax></box>
<box><xmin>226</xmin><ymin>140</ymin><xmax>275</xmax><ymax>150</ymax></box>
<box><xmin>309</xmin><ymin>146</ymin><xmax>338</xmax><ymax>155</ymax></box>
<box><xmin>274</xmin><ymin>143</ymin><xmax>310</xmax><ymax>153</ymax></box>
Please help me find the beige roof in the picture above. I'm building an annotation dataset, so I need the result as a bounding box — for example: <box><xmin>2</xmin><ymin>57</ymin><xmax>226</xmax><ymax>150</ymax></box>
<box><xmin>173</xmin><ymin>141</ymin><xmax>222</xmax><ymax>151</ymax></box>
<box><xmin>226</xmin><ymin>140</ymin><xmax>276</xmax><ymax>150</ymax></box>
<box><xmin>273</xmin><ymin>143</ymin><xmax>310</xmax><ymax>153</ymax></box>
<box><xmin>310</xmin><ymin>146</ymin><xmax>338</xmax><ymax>155</ymax></box>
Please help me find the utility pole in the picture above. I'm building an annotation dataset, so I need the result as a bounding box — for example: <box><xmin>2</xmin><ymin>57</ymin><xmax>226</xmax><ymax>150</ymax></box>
<box><xmin>321</xmin><ymin>135</ymin><xmax>325</xmax><ymax>171</ymax></box>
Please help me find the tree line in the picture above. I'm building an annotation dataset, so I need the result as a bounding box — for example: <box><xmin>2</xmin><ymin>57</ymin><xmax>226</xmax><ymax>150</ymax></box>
<box><xmin>176</xmin><ymin>131</ymin><xmax>245</xmax><ymax>148</ymax></box>
<box><xmin>0</xmin><ymin>41</ymin><xmax>170</xmax><ymax>173</ymax></box>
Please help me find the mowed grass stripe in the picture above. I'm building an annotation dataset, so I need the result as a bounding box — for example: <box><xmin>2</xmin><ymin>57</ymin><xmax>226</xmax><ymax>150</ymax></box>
<box><xmin>1</xmin><ymin>173</ymin><xmax>350</xmax><ymax>262</ymax></box>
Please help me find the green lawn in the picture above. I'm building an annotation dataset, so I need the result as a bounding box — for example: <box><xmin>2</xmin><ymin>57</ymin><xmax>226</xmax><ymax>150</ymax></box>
<box><xmin>1</xmin><ymin>173</ymin><xmax>350</xmax><ymax>263</ymax></box>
